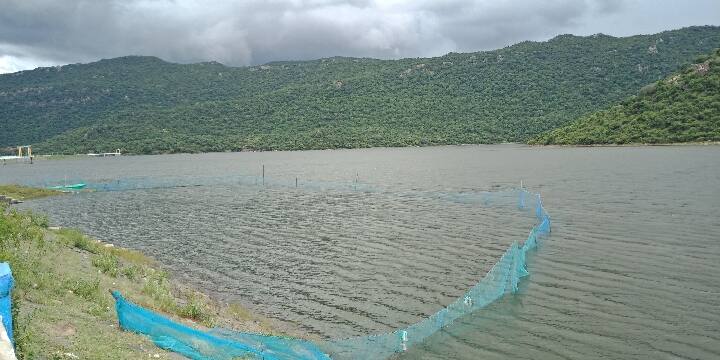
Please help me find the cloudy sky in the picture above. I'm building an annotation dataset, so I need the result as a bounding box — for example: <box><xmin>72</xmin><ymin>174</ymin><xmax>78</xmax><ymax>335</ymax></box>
<box><xmin>0</xmin><ymin>0</ymin><xmax>718</xmax><ymax>73</ymax></box>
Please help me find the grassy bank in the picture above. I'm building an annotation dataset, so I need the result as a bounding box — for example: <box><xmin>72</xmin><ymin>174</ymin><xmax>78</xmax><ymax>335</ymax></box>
<box><xmin>0</xmin><ymin>204</ymin><xmax>278</xmax><ymax>359</ymax></box>
<box><xmin>0</xmin><ymin>185</ymin><xmax>60</xmax><ymax>201</ymax></box>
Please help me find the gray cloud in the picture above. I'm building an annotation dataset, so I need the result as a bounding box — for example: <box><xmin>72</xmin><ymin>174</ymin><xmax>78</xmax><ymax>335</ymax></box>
<box><xmin>0</xmin><ymin>0</ymin><xmax>718</xmax><ymax>73</ymax></box>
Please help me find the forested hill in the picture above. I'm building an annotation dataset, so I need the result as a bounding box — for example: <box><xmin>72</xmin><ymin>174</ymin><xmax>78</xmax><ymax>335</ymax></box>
<box><xmin>530</xmin><ymin>49</ymin><xmax>720</xmax><ymax>145</ymax></box>
<box><xmin>2</xmin><ymin>26</ymin><xmax>720</xmax><ymax>154</ymax></box>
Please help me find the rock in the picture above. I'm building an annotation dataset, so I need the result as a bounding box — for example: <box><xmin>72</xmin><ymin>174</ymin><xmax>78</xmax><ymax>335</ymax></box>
<box><xmin>693</xmin><ymin>61</ymin><xmax>710</xmax><ymax>75</ymax></box>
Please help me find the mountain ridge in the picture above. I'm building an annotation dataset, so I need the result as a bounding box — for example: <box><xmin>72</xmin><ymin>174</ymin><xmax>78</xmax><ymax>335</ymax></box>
<box><xmin>530</xmin><ymin>48</ymin><xmax>720</xmax><ymax>145</ymax></box>
<box><xmin>2</xmin><ymin>25</ymin><xmax>720</xmax><ymax>154</ymax></box>
<box><xmin>4</xmin><ymin>29</ymin><xmax>682</xmax><ymax>73</ymax></box>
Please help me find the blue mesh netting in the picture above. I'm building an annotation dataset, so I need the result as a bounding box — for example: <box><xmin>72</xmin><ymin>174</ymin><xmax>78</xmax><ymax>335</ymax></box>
<box><xmin>318</xmin><ymin>189</ymin><xmax>550</xmax><ymax>359</ymax></box>
<box><xmin>29</xmin><ymin>175</ymin><xmax>377</xmax><ymax>194</ymax></box>
<box><xmin>111</xmin><ymin>187</ymin><xmax>550</xmax><ymax>360</ymax></box>
<box><xmin>112</xmin><ymin>291</ymin><xmax>331</xmax><ymax>360</ymax></box>
<box><xmin>0</xmin><ymin>263</ymin><xmax>14</xmax><ymax>345</ymax></box>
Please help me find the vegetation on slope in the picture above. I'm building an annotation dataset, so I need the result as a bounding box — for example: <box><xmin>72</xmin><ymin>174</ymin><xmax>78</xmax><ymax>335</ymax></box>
<box><xmin>530</xmin><ymin>49</ymin><xmax>720</xmax><ymax>145</ymax></box>
<box><xmin>0</xmin><ymin>204</ymin><xmax>277</xmax><ymax>359</ymax></box>
<box><xmin>1</xmin><ymin>26</ymin><xmax>720</xmax><ymax>154</ymax></box>
<box><xmin>0</xmin><ymin>185</ymin><xmax>60</xmax><ymax>201</ymax></box>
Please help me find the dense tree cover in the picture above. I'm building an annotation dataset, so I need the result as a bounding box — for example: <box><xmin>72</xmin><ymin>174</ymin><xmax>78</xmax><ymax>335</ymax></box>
<box><xmin>530</xmin><ymin>49</ymin><xmax>720</xmax><ymax>145</ymax></box>
<box><xmin>1</xmin><ymin>26</ymin><xmax>719</xmax><ymax>154</ymax></box>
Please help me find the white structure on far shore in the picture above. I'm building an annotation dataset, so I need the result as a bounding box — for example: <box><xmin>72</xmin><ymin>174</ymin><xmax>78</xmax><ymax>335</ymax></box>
<box><xmin>88</xmin><ymin>149</ymin><xmax>122</xmax><ymax>157</ymax></box>
<box><xmin>1</xmin><ymin>145</ymin><xmax>32</xmax><ymax>161</ymax></box>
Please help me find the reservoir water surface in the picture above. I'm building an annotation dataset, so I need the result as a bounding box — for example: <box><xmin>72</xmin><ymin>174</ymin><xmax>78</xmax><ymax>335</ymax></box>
<box><xmin>2</xmin><ymin>144</ymin><xmax>719</xmax><ymax>359</ymax></box>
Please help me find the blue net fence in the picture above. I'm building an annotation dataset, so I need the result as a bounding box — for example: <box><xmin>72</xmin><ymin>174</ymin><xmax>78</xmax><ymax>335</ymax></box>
<box><xmin>112</xmin><ymin>291</ymin><xmax>330</xmax><ymax>360</ymax></box>
<box><xmin>318</xmin><ymin>189</ymin><xmax>549</xmax><ymax>359</ymax></box>
<box><xmin>0</xmin><ymin>263</ymin><xmax>14</xmax><ymax>345</ymax></box>
<box><xmin>27</xmin><ymin>174</ymin><xmax>378</xmax><ymax>193</ymax></box>
<box><xmin>110</xmin><ymin>187</ymin><xmax>550</xmax><ymax>360</ymax></box>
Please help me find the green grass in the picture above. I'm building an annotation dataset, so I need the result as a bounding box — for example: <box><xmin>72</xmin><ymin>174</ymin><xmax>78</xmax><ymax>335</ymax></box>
<box><xmin>141</xmin><ymin>270</ymin><xmax>177</xmax><ymax>314</ymax></box>
<box><xmin>57</xmin><ymin>228</ymin><xmax>101</xmax><ymax>254</ymax></box>
<box><xmin>63</xmin><ymin>278</ymin><xmax>105</xmax><ymax>304</ymax></box>
<box><xmin>0</xmin><ymin>204</ymin><xmax>282</xmax><ymax>359</ymax></box>
<box><xmin>120</xmin><ymin>264</ymin><xmax>142</xmax><ymax>281</ymax></box>
<box><xmin>178</xmin><ymin>293</ymin><xmax>216</xmax><ymax>327</ymax></box>
<box><xmin>0</xmin><ymin>184</ymin><xmax>61</xmax><ymax>201</ymax></box>
<box><xmin>91</xmin><ymin>253</ymin><xmax>120</xmax><ymax>277</ymax></box>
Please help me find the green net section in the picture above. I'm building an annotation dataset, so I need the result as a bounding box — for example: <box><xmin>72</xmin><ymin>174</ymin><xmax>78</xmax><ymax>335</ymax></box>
<box><xmin>112</xmin><ymin>188</ymin><xmax>550</xmax><ymax>359</ymax></box>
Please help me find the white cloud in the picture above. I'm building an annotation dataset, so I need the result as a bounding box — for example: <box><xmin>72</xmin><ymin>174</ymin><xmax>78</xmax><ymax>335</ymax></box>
<box><xmin>0</xmin><ymin>0</ymin><xmax>717</xmax><ymax>74</ymax></box>
<box><xmin>0</xmin><ymin>54</ymin><xmax>57</xmax><ymax>74</ymax></box>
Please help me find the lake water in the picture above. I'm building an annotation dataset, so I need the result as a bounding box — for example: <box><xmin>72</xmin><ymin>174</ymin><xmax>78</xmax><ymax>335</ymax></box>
<box><xmin>2</xmin><ymin>144</ymin><xmax>719</xmax><ymax>359</ymax></box>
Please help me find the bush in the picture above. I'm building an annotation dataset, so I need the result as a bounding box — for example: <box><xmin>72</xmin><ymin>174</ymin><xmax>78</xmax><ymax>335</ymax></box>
<box><xmin>29</xmin><ymin>213</ymin><xmax>49</xmax><ymax>229</ymax></box>
<box><xmin>639</xmin><ymin>83</ymin><xmax>657</xmax><ymax>97</ymax></box>
<box><xmin>58</xmin><ymin>229</ymin><xmax>101</xmax><ymax>254</ymax></box>
<box><xmin>65</xmin><ymin>278</ymin><xmax>103</xmax><ymax>304</ymax></box>
<box><xmin>92</xmin><ymin>253</ymin><xmax>120</xmax><ymax>277</ymax></box>
<box><xmin>142</xmin><ymin>270</ymin><xmax>175</xmax><ymax>312</ymax></box>
<box><xmin>121</xmin><ymin>264</ymin><xmax>143</xmax><ymax>281</ymax></box>
<box><xmin>178</xmin><ymin>294</ymin><xmax>215</xmax><ymax>326</ymax></box>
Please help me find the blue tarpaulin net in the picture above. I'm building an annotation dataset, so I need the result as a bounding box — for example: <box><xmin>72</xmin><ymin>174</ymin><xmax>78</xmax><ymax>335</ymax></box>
<box><xmin>0</xmin><ymin>262</ymin><xmax>14</xmax><ymax>345</ymax></box>
<box><xmin>112</xmin><ymin>188</ymin><xmax>550</xmax><ymax>359</ymax></box>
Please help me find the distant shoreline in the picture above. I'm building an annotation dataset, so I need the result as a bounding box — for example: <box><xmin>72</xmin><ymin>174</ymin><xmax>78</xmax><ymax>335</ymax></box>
<box><xmin>16</xmin><ymin>141</ymin><xmax>719</xmax><ymax>158</ymax></box>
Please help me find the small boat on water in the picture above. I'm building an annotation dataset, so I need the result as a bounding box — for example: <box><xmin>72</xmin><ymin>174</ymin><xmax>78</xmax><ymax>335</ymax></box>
<box><xmin>48</xmin><ymin>183</ymin><xmax>86</xmax><ymax>191</ymax></box>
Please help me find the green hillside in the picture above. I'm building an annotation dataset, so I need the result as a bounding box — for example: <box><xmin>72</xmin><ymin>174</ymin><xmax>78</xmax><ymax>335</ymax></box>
<box><xmin>530</xmin><ymin>49</ymin><xmax>720</xmax><ymax>145</ymax></box>
<box><xmin>2</xmin><ymin>26</ymin><xmax>720</xmax><ymax>154</ymax></box>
